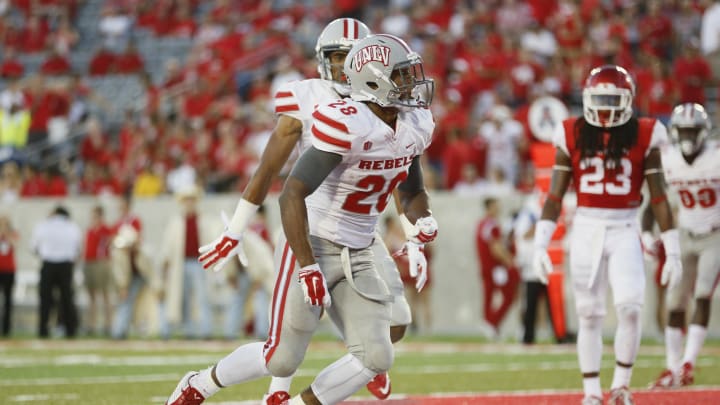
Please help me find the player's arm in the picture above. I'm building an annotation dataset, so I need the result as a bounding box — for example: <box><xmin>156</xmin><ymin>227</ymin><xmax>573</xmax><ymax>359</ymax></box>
<box><xmin>242</xmin><ymin>115</ymin><xmax>303</xmax><ymax>205</ymax></box>
<box><xmin>645</xmin><ymin>148</ymin><xmax>674</xmax><ymax>232</ymax></box>
<box><xmin>533</xmin><ymin>149</ymin><xmax>572</xmax><ymax>283</ymax></box>
<box><xmin>280</xmin><ymin>146</ymin><xmax>340</xmax><ymax>308</ymax></box>
<box><xmin>396</xmin><ymin>157</ymin><xmax>436</xmax><ymax>239</ymax></box>
<box><xmin>539</xmin><ymin>149</ymin><xmax>572</xmax><ymax>222</ymax></box>
<box><xmin>395</xmin><ymin>157</ymin><xmax>436</xmax><ymax>292</ymax></box>
<box><xmin>279</xmin><ymin>146</ymin><xmax>341</xmax><ymax>267</ymax></box>
<box><xmin>645</xmin><ymin>147</ymin><xmax>682</xmax><ymax>288</ymax></box>
<box><xmin>198</xmin><ymin>115</ymin><xmax>302</xmax><ymax>271</ymax></box>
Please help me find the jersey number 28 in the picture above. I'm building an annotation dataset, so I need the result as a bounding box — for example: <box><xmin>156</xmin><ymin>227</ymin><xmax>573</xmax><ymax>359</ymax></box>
<box><xmin>342</xmin><ymin>172</ymin><xmax>408</xmax><ymax>214</ymax></box>
<box><xmin>579</xmin><ymin>157</ymin><xmax>632</xmax><ymax>195</ymax></box>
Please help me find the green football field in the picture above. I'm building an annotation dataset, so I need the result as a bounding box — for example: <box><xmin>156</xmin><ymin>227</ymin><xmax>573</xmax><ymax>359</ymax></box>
<box><xmin>2</xmin><ymin>336</ymin><xmax>719</xmax><ymax>405</ymax></box>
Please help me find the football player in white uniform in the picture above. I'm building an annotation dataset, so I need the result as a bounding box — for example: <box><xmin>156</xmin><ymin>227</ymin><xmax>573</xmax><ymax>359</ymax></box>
<box><xmin>179</xmin><ymin>18</ymin><xmax>429</xmax><ymax>404</ymax></box>
<box><xmin>533</xmin><ymin>65</ymin><xmax>681</xmax><ymax>405</ymax></box>
<box><xmin>647</xmin><ymin>103</ymin><xmax>720</xmax><ymax>389</ymax></box>
<box><xmin>165</xmin><ymin>34</ymin><xmax>436</xmax><ymax>405</ymax></box>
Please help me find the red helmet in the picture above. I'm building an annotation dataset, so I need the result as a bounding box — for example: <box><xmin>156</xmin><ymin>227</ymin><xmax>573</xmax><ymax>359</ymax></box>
<box><xmin>582</xmin><ymin>65</ymin><xmax>635</xmax><ymax>128</ymax></box>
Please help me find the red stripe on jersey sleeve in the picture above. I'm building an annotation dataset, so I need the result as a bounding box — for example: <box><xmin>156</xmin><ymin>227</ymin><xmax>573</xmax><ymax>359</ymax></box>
<box><xmin>312</xmin><ymin>110</ymin><xmax>349</xmax><ymax>133</ymax></box>
<box><xmin>312</xmin><ymin>125</ymin><xmax>351</xmax><ymax>149</ymax></box>
<box><xmin>275</xmin><ymin>91</ymin><xmax>293</xmax><ymax>99</ymax></box>
<box><xmin>276</xmin><ymin>104</ymin><xmax>299</xmax><ymax>112</ymax></box>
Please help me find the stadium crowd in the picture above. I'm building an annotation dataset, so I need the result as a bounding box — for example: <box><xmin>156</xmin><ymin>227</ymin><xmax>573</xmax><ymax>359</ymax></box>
<box><xmin>0</xmin><ymin>0</ymin><xmax>718</xmax><ymax>201</ymax></box>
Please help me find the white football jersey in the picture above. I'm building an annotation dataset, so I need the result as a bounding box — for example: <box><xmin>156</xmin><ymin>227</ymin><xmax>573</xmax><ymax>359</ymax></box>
<box><xmin>662</xmin><ymin>141</ymin><xmax>720</xmax><ymax>233</ymax></box>
<box><xmin>305</xmin><ymin>99</ymin><xmax>434</xmax><ymax>249</ymax></box>
<box><xmin>273</xmin><ymin>78</ymin><xmax>343</xmax><ymax>155</ymax></box>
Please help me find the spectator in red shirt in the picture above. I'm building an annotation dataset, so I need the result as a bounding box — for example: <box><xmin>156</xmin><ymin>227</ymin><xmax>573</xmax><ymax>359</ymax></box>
<box><xmin>639</xmin><ymin>58</ymin><xmax>678</xmax><ymax>124</ymax></box>
<box><xmin>21</xmin><ymin>15</ymin><xmax>50</xmax><ymax>53</ymax></box>
<box><xmin>0</xmin><ymin>215</ymin><xmax>18</xmax><ymax>337</ymax></box>
<box><xmin>638</xmin><ymin>0</ymin><xmax>674</xmax><ymax>60</ymax></box>
<box><xmin>114</xmin><ymin>42</ymin><xmax>145</xmax><ymax>74</ymax></box>
<box><xmin>475</xmin><ymin>197</ymin><xmax>520</xmax><ymax>336</ymax></box>
<box><xmin>88</xmin><ymin>46</ymin><xmax>117</xmax><ymax>76</ymax></box>
<box><xmin>20</xmin><ymin>164</ymin><xmax>48</xmax><ymax>197</ymax></box>
<box><xmin>0</xmin><ymin>48</ymin><xmax>24</xmax><ymax>79</ymax></box>
<box><xmin>79</xmin><ymin>118</ymin><xmax>112</xmax><ymax>166</ymax></box>
<box><xmin>40</xmin><ymin>49</ymin><xmax>73</xmax><ymax>76</ymax></box>
<box><xmin>166</xmin><ymin>2</ymin><xmax>197</xmax><ymax>37</ymax></box>
<box><xmin>180</xmin><ymin>79</ymin><xmax>214</xmax><ymax>118</ymax></box>
<box><xmin>113</xmin><ymin>193</ymin><xmax>142</xmax><ymax>235</ymax></box>
<box><xmin>45</xmin><ymin>166</ymin><xmax>68</xmax><ymax>196</ymax></box>
<box><xmin>82</xmin><ymin>205</ymin><xmax>114</xmax><ymax>336</ymax></box>
<box><xmin>24</xmin><ymin>74</ymin><xmax>54</xmax><ymax>144</ymax></box>
<box><xmin>673</xmin><ymin>41</ymin><xmax>712</xmax><ymax>104</ymax></box>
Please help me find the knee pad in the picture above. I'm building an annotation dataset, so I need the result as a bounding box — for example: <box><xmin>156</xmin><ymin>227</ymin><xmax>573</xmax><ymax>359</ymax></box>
<box><xmin>266</xmin><ymin>347</ymin><xmax>304</xmax><ymax>378</ymax></box>
<box><xmin>267</xmin><ymin>353</ymin><xmax>302</xmax><ymax>377</ymax></box>
<box><xmin>352</xmin><ymin>338</ymin><xmax>394</xmax><ymax>374</ymax></box>
<box><xmin>616</xmin><ymin>303</ymin><xmax>642</xmax><ymax>324</ymax></box>
<box><xmin>578</xmin><ymin>314</ymin><xmax>604</xmax><ymax>333</ymax></box>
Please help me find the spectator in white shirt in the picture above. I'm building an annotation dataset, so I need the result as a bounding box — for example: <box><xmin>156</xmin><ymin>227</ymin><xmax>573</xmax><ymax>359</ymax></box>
<box><xmin>701</xmin><ymin>0</ymin><xmax>720</xmax><ymax>80</ymax></box>
<box><xmin>31</xmin><ymin>205</ymin><xmax>82</xmax><ymax>338</ymax></box>
<box><xmin>478</xmin><ymin>105</ymin><xmax>526</xmax><ymax>186</ymax></box>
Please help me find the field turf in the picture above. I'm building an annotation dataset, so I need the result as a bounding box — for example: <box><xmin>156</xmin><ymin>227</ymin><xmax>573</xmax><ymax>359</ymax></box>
<box><xmin>1</xmin><ymin>336</ymin><xmax>719</xmax><ymax>404</ymax></box>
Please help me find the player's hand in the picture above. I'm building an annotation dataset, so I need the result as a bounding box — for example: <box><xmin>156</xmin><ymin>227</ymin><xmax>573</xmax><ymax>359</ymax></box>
<box><xmin>198</xmin><ymin>211</ymin><xmax>249</xmax><ymax>272</ymax></box>
<box><xmin>641</xmin><ymin>231</ymin><xmax>659</xmax><ymax>258</ymax></box>
<box><xmin>660</xmin><ymin>254</ymin><xmax>682</xmax><ymax>290</ymax></box>
<box><xmin>400</xmin><ymin>214</ymin><xmax>438</xmax><ymax>244</ymax></box>
<box><xmin>298</xmin><ymin>264</ymin><xmax>331</xmax><ymax>308</ymax></box>
<box><xmin>395</xmin><ymin>241</ymin><xmax>428</xmax><ymax>292</ymax></box>
<box><xmin>533</xmin><ymin>248</ymin><xmax>553</xmax><ymax>284</ymax></box>
<box><xmin>414</xmin><ymin>216</ymin><xmax>438</xmax><ymax>243</ymax></box>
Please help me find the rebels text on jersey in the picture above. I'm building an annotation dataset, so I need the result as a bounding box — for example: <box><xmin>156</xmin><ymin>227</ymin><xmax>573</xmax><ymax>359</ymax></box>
<box><xmin>273</xmin><ymin>79</ymin><xmax>343</xmax><ymax>153</ymax></box>
<box><xmin>662</xmin><ymin>141</ymin><xmax>720</xmax><ymax>233</ymax></box>
<box><xmin>554</xmin><ymin>117</ymin><xmax>668</xmax><ymax>212</ymax></box>
<box><xmin>306</xmin><ymin>99</ymin><xmax>434</xmax><ymax>249</ymax></box>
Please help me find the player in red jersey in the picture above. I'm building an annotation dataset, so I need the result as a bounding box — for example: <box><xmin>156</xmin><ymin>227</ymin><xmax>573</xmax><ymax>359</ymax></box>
<box><xmin>532</xmin><ymin>65</ymin><xmax>681</xmax><ymax>405</ymax></box>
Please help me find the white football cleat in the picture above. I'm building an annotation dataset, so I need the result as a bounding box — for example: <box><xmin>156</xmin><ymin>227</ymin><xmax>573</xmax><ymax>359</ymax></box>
<box><xmin>166</xmin><ymin>371</ymin><xmax>206</xmax><ymax>405</ymax></box>
<box><xmin>263</xmin><ymin>390</ymin><xmax>290</xmax><ymax>405</ymax></box>
<box><xmin>608</xmin><ymin>386</ymin><xmax>634</xmax><ymax>405</ymax></box>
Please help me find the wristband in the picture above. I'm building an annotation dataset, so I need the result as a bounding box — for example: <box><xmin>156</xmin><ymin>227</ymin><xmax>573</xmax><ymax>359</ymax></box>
<box><xmin>533</xmin><ymin>219</ymin><xmax>557</xmax><ymax>249</ymax></box>
<box><xmin>660</xmin><ymin>229</ymin><xmax>680</xmax><ymax>257</ymax></box>
<box><xmin>398</xmin><ymin>214</ymin><xmax>416</xmax><ymax>240</ymax></box>
<box><xmin>228</xmin><ymin>199</ymin><xmax>259</xmax><ymax>235</ymax></box>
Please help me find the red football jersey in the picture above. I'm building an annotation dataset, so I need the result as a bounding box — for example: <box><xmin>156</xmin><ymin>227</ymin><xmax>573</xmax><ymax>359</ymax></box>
<box><xmin>558</xmin><ymin>117</ymin><xmax>665</xmax><ymax>209</ymax></box>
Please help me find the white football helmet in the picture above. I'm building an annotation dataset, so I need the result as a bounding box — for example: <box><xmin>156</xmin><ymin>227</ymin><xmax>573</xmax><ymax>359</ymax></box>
<box><xmin>344</xmin><ymin>34</ymin><xmax>434</xmax><ymax>108</ymax></box>
<box><xmin>315</xmin><ymin>18</ymin><xmax>371</xmax><ymax>89</ymax></box>
<box><xmin>669</xmin><ymin>102</ymin><xmax>711</xmax><ymax>156</ymax></box>
<box><xmin>582</xmin><ymin>65</ymin><xmax>635</xmax><ymax>128</ymax></box>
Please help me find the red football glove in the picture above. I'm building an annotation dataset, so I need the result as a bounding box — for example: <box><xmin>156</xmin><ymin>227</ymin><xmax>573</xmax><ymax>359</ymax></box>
<box><xmin>298</xmin><ymin>264</ymin><xmax>331</xmax><ymax>308</ymax></box>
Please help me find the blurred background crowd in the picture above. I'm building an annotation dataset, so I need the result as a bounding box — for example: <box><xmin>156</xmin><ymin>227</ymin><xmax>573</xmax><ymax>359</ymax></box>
<box><xmin>1</xmin><ymin>0</ymin><xmax>719</xmax><ymax>201</ymax></box>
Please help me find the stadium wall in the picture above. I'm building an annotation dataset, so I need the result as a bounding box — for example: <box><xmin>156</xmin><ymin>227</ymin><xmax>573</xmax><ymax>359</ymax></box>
<box><xmin>8</xmin><ymin>193</ymin><xmax>719</xmax><ymax>339</ymax></box>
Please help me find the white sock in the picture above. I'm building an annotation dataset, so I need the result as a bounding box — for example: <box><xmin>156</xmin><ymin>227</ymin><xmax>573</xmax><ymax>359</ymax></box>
<box><xmin>268</xmin><ymin>375</ymin><xmax>294</xmax><ymax>394</ymax></box>
<box><xmin>214</xmin><ymin>342</ymin><xmax>270</xmax><ymax>386</ymax></box>
<box><xmin>192</xmin><ymin>368</ymin><xmax>221</xmax><ymax>398</ymax></box>
<box><xmin>611</xmin><ymin>304</ymin><xmax>641</xmax><ymax>389</ymax></box>
<box><xmin>577</xmin><ymin>315</ymin><xmax>603</xmax><ymax>398</ymax></box>
<box><xmin>288</xmin><ymin>396</ymin><xmax>304</xmax><ymax>405</ymax></box>
<box><xmin>310</xmin><ymin>354</ymin><xmax>376</xmax><ymax>405</ymax></box>
<box><xmin>682</xmin><ymin>324</ymin><xmax>707</xmax><ymax>367</ymax></box>
<box><xmin>665</xmin><ymin>326</ymin><xmax>684</xmax><ymax>371</ymax></box>
<box><xmin>610</xmin><ymin>363</ymin><xmax>633</xmax><ymax>390</ymax></box>
<box><xmin>582</xmin><ymin>377</ymin><xmax>602</xmax><ymax>398</ymax></box>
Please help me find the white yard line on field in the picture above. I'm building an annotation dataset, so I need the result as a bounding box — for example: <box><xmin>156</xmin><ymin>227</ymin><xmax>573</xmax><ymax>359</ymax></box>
<box><xmin>2</xmin><ymin>358</ymin><xmax>717</xmax><ymax>387</ymax></box>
